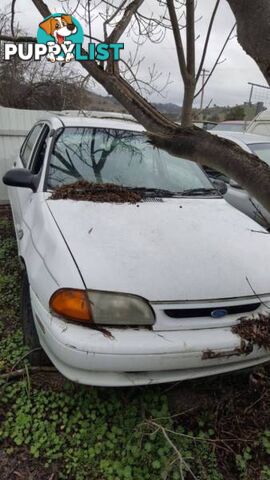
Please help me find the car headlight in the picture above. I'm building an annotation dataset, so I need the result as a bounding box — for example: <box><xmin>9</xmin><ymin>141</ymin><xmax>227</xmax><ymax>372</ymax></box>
<box><xmin>87</xmin><ymin>290</ymin><xmax>155</xmax><ymax>326</ymax></box>
<box><xmin>49</xmin><ymin>289</ymin><xmax>155</xmax><ymax>327</ymax></box>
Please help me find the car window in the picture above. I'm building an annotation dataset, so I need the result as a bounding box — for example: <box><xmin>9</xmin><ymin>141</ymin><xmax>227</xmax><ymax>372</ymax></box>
<box><xmin>29</xmin><ymin>125</ymin><xmax>50</xmax><ymax>175</ymax></box>
<box><xmin>213</xmin><ymin>123</ymin><xmax>245</xmax><ymax>132</ymax></box>
<box><xmin>47</xmin><ymin>127</ymin><xmax>213</xmax><ymax>193</ymax></box>
<box><xmin>251</xmin><ymin>124</ymin><xmax>270</xmax><ymax>136</ymax></box>
<box><xmin>249</xmin><ymin>143</ymin><xmax>270</xmax><ymax>166</ymax></box>
<box><xmin>20</xmin><ymin>124</ymin><xmax>44</xmax><ymax>168</ymax></box>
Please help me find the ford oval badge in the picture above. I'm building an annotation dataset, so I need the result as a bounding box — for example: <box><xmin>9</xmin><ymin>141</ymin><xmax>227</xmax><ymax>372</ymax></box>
<box><xmin>211</xmin><ymin>309</ymin><xmax>229</xmax><ymax>319</ymax></box>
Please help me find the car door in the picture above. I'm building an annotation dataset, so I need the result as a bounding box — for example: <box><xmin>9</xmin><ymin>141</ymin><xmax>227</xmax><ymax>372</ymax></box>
<box><xmin>10</xmin><ymin>123</ymin><xmax>49</xmax><ymax>244</ymax></box>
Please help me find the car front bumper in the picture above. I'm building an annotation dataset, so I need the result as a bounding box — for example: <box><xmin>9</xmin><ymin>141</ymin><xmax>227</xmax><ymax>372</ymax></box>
<box><xmin>31</xmin><ymin>289</ymin><xmax>270</xmax><ymax>387</ymax></box>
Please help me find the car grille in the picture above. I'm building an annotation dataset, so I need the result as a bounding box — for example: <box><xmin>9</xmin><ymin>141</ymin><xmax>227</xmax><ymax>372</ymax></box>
<box><xmin>164</xmin><ymin>302</ymin><xmax>260</xmax><ymax>318</ymax></box>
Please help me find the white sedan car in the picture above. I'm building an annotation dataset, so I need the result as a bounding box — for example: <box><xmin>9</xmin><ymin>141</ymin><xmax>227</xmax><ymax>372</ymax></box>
<box><xmin>3</xmin><ymin>113</ymin><xmax>270</xmax><ymax>387</ymax></box>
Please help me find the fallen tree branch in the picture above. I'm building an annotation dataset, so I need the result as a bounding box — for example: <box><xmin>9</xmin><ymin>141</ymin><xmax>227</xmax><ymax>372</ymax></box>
<box><xmin>146</xmin><ymin>420</ymin><xmax>199</xmax><ymax>480</ymax></box>
<box><xmin>0</xmin><ymin>366</ymin><xmax>56</xmax><ymax>381</ymax></box>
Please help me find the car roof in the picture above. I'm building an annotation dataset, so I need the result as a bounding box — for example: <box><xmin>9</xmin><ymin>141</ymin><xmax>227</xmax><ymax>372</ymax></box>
<box><xmin>36</xmin><ymin>112</ymin><xmax>270</xmax><ymax>145</ymax></box>
<box><xmin>41</xmin><ymin>110</ymin><xmax>145</xmax><ymax>132</ymax></box>
<box><xmin>211</xmin><ymin>130</ymin><xmax>270</xmax><ymax>145</ymax></box>
<box><xmin>211</xmin><ymin>131</ymin><xmax>270</xmax><ymax>151</ymax></box>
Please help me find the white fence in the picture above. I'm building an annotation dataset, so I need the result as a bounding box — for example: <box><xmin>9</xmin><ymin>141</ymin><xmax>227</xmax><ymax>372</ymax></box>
<box><xmin>0</xmin><ymin>106</ymin><xmax>50</xmax><ymax>203</ymax></box>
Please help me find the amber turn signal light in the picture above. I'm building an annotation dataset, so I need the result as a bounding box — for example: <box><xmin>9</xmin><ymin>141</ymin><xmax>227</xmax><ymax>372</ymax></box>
<box><xmin>49</xmin><ymin>289</ymin><xmax>93</xmax><ymax>323</ymax></box>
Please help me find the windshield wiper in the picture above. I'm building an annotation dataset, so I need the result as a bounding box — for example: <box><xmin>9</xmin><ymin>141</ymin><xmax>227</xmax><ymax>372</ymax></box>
<box><xmin>126</xmin><ymin>187</ymin><xmax>176</xmax><ymax>198</ymax></box>
<box><xmin>125</xmin><ymin>186</ymin><xmax>218</xmax><ymax>198</ymax></box>
<box><xmin>181</xmin><ymin>188</ymin><xmax>219</xmax><ymax>197</ymax></box>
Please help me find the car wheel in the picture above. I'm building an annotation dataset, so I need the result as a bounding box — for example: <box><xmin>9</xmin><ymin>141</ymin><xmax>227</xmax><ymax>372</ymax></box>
<box><xmin>21</xmin><ymin>270</ymin><xmax>50</xmax><ymax>366</ymax></box>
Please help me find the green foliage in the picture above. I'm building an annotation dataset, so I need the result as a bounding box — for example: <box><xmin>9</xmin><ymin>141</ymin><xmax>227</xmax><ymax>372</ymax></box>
<box><xmin>225</xmin><ymin>105</ymin><xmax>245</xmax><ymax>121</ymax></box>
<box><xmin>0</xmin><ymin>380</ymin><xmax>225</xmax><ymax>480</ymax></box>
<box><xmin>236</xmin><ymin>447</ymin><xmax>253</xmax><ymax>479</ymax></box>
<box><xmin>262</xmin><ymin>466</ymin><xmax>270</xmax><ymax>480</ymax></box>
<box><xmin>260</xmin><ymin>431</ymin><xmax>270</xmax><ymax>479</ymax></box>
<box><xmin>262</xmin><ymin>430</ymin><xmax>270</xmax><ymax>455</ymax></box>
<box><xmin>0</xmin><ymin>219</ymin><xmax>24</xmax><ymax>373</ymax></box>
<box><xmin>0</xmin><ymin>329</ymin><xmax>28</xmax><ymax>371</ymax></box>
<box><xmin>0</xmin><ymin>219</ymin><xmax>21</xmax><ymax>320</ymax></box>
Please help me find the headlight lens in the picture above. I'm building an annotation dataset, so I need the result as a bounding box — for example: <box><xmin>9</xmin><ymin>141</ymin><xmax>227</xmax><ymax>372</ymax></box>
<box><xmin>49</xmin><ymin>289</ymin><xmax>155</xmax><ymax>327</ymax></box>
<box><xmin>49</xmin><ymin>289</ymin><xmax>93</xmax><ymax>323</ymax></box>
<box><xmin>87</xmin><ymin>290</ymin><xmax>155</xmax><ymax>326</ymax></box>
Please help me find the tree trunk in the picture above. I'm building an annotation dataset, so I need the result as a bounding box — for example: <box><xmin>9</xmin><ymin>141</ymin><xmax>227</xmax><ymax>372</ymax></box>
<box><xmin>227</xmin><ymin>0</ymin><xmax>270</xmax><ymax>85</ymax></box>
<box><xmin>181</xmin><ymin>79</ymin><xmax>196</xmax><ymax>127</ymax></box>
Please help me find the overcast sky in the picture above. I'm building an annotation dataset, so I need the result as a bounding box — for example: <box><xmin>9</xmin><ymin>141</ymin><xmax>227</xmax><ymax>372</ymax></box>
<box><xmin>4</xmin><ymin>0</ymin><xmax>267</xmax><ymax>107</ymax></box>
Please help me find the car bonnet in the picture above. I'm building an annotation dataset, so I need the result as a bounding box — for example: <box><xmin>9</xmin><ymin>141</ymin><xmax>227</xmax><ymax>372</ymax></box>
<box><xmin>46</xmin><ymin>197</ymin><xmax>270</xmax><ymax>302</ymax></box>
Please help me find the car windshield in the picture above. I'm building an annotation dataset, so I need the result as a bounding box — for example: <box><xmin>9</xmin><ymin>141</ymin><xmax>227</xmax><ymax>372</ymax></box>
<box><xmin>47</xmin><ymin>127</ymin><xmax>214</xmax><ymax>195</ymax></box>
<box><xmin>213</xmin><ymin>123</ymin><xmax>245</xmax><ymax>132</ymax></box>
<box><xmin>249</xmin><ymin>143</ymin><xmax>270</xmax><ymax>166</ymax></box>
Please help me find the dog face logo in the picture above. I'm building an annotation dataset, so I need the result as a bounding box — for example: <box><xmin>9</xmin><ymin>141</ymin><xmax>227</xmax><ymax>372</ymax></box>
<box><xmin>39</xmin><ymin>15</ymin><xmax>77</xmax><ymax>45</ymax></box>
<box><xmin>37</xmin><ymin>13</ymin><xmax>83</xmax><ymax>63</ymax></box>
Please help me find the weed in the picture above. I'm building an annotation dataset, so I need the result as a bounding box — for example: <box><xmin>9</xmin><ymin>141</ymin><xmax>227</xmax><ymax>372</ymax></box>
<box><xmin>0</xmin><ymin>381</ymin><xmax>224</xmax><ymax>480</ymax></box>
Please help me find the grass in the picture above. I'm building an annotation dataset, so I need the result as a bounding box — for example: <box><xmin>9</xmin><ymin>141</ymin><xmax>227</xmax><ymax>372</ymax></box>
<box><xmin>0</xmin><ymin>212</ymin><xmax>270</xmax><ymax>479</ymax></box>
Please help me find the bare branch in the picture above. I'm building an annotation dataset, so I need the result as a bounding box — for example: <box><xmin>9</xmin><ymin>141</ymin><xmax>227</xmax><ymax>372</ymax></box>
<box><xmin>196</xmin><ymin>0</ymin><xmax>220</xmax><ymax>82</ymax></box>
<box><xmin>194</xmin><ymin>23</ymin><xmax>236</xmax><ymax>99</ymax></box>
<box><xmin>103</xmin><ymin>0</ymin><xmax>128</xmax><ymax>41</ymax></box>
<box><xmin>186</xmin><ymin>0</ymin><xmax>195</xmax><ymax>77</ymax></box>
<box><xmin>0</xmin><ymin>366</ymin><xmax>56</xmax><ymax>381</ymax></box>
<box><xmin>31</xmin><ymin>0</ymin><xmax>50</xmax><ymax>18</ymax></box>
<box><xmin>146</xmin><ymin>420</ymin><xmax>199</xmax><ymax>480</ymax></box>
<box><xmin>107</xmin><ymin>0</ymin><xmax>144</xmax><ymax>44</ymax></box>
<box><xmin>10</xmin><ymin>0</ymin><xmax>16</xmax><ymax>37</ymax></box>
<box><xmin>167</xmin><ymin>0</ymin><xmax>187</xmax><ymax>81</ymax></box>
<box><xmin>0</xmin><ymin>34</ymin><xmax>37</xmax><ymax>42</ymax></box>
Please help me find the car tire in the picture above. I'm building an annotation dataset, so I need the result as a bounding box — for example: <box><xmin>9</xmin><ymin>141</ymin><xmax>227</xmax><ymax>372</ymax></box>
<box><xmin>21</xmin><ymin>270</ymin><xmax>51</xmax><ymax>366</ymax></box>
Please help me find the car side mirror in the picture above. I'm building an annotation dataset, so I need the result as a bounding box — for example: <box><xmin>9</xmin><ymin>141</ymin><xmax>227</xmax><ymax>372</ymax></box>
<box><xmin>2</xmin><ymin>168</ymin><xmax>38</xmax><ymax>192</ymax></box>
<box><xmin>229</xmin><ymin>178</ymin><xmax>242</xmax><ymax>189</ymax></box>
<box><xmin>212</xmin><ymin>179</ymin><xmax>228</xmax><ymax>195</ymax></box>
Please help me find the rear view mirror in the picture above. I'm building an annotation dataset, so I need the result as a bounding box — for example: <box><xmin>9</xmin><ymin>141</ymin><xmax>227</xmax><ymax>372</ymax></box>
<box><xmin>2</xmin><ymin>168</ymin><xmax>38</xmax><ymax>192</ymax></box>
<box><xmin>229</xmin><ymin>179</ymin><xmax>242</xmax><ymax>189</ymax></box>
<box><xmin>212</xmin><ymin>179</ymin><xmax>228</xmax><ymax>195</ymax></box>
